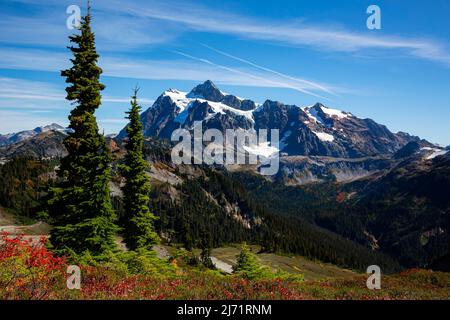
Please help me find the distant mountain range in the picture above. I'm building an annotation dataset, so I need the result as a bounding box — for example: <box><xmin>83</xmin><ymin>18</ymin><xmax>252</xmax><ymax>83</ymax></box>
<box><xmin>0</xmin><ymin>123</ymin><xmax>67</xmax><ymax>147</ymax></box>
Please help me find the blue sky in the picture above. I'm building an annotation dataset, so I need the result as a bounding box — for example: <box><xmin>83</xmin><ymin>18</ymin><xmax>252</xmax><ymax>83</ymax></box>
<box><xmin>0</xmin><ymin>0</ymin><xmax>449</xmax><ymax>145</ymax></box>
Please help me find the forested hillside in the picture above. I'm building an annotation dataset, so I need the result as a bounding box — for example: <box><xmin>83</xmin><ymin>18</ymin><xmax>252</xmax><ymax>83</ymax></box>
<box><xmin>231</xmin><ymin>155</ymin><xmax>450</xmax><ymax>269</ymax></box>
<box><xmin>0</xmin><ymin>158</ymin><xmax>55</xmax><ymax>219</ymax></box>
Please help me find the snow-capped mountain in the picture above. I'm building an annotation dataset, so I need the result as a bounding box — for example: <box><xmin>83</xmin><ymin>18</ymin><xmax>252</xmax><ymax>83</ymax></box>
<box><xmin>0</xmin><ymin>123</ymin><xmax>67</xmax><ymax>147</ymax></box>
<box><xmin>118</xmin><ymin>80</ymin><xmax>421</xmax><ymax>158</ymax></box>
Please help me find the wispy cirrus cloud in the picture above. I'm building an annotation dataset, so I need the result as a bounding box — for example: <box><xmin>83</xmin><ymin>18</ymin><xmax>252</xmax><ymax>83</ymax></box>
<box><xmin>0</xmin><ymin>76</ymin><xmax>153</xmax><ymax>134</ymax></box>
<box><xmin>6</xmin><ymin>0</ymin><xmax>450</xmax><ymax>66</ymax></box>
<box><xmin>170</xmin><ymin>50</ymin><xmax>330</xmax><ymax>100</ymax></box>
<box><xmin>0</xmin><ymin>76</ymin><xmax>153</xmax><ymax>107</ymax></box>
<box><xmin>2</xmin><ymin>0</ymin><xmax>448</xmax><ymax>106</ymax></box>
<box><xmin>100</xmin><ymin>0</ymin><xmax>450</xmax><ymax>67</ymax></box>
<box><xmin>0</xmin><ymin>110</ymin><xmax>64</xmax><ymax>134</ymax></box>
<box><xmin>0</xmin><ymin>47</ymin><xmax>337</xmax><ymax>95</ymax></box>
<box><xmin>0</xmin><ymin>1</ymin><xmax>181</xmax><ymax>51</ymax></box>
<box><xmin>197</xmin><ymin>43</ymin><xmax>335</xmax><ymax>95</ymax></box>
<box><xmin>0</xmin><ymin>77</ymin><xmax>64</xmax><ymax>107</ymax></box>
<box><xmin>98</xmin><ymin>118</ymin><xmax>128</xmax><ymax>124</ymax></box>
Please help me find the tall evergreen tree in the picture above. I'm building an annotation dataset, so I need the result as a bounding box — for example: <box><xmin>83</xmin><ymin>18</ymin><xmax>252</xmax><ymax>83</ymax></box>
<box><xmin>120</xmin><ymin>88</ymin><xmax>159</xmax><ymax>250</ymax></box>
<box><xmin>181</xmin><ymin>217</ymin><xmax>194</xmax><ymax>251</ymax></box>
<box><xmin>48</xmin><ymin>6</ymin><xmax>118</xmax><ymax>256</ymax></box>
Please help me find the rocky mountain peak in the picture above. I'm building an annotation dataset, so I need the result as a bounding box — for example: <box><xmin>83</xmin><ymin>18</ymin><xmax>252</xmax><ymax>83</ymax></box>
<box><xmin>34</xmin><ymin>123</ymin><xmax>65</xmax><ymax>133</ymax></box>
<box><xmin>304</xmin><ymin>103</ymin><xmax>350</xmax><ymax>120</ymax></box>
<box><xmin>187</xmin><ymin>80</ymin><xmax>225</xmax><ymax>102</ymax></box>
<box><xmin>260</xmin><ymin>99</ymin><xmax>286</xmax><ymax>111</ymax></box>
<box><xmin>311</xmin><ymin>102</ymin><xmax>325</xmax><ymax>111</ymax></box>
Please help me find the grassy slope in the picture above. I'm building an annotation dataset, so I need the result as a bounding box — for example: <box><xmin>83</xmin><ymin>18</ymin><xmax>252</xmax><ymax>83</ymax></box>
<box><xmin>0</xmin><ymin>205</ymin><xmax>51</xmax><ymax>237</ymax></box>
<box><xmin>211</xmin><ymin>246</ymin><xmax>357</xmax><ymax>281</ymax></box>
<box><xmin>178</xmin><ymin>244</ymin><xmax>357</xmax><ymax>281</ymax></box>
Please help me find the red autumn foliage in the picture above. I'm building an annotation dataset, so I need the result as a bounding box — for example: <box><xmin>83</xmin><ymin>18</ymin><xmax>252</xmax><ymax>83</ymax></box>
<box><xmin>0</xmin><ymin>232</ymin><xmax>66</xmax><ymax>299</ymax></box>
<box><xmin>1</xmin><ymin>231</ymin><xmax>449</xmax><ymax>300</ymax></box>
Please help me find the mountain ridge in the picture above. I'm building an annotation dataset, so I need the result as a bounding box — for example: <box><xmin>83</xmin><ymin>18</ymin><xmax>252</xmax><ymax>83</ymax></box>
<box><xmin>0</xmin><ymin>123</ymin><xmax>67</xmax><ymax>147</ymax></box>
<box><xmin>117</xmin><ymin>80</ymin><xmax>423</xmax><ymax>160</ymax></box>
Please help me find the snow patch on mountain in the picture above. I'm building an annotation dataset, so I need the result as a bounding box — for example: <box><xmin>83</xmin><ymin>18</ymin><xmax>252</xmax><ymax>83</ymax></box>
<box><xmin>312</xmin><ymin>131</ymin><xmax>334</xmax><ymax>142</ymax></box>
<box><xmin>279</xmin><ymin>130</ymin><xmax>292</xmax><ymax>150</ymax></box>
<box><xmin>303</xmin><ymin>105</ymin><xmax>325</xmax><ymax>125</ymax></box>
<box><xmin>320</xmin><ymin>106</ymin><xmax>350</xmax><ymax>119</ymax></box>
<box><xmin>243</xmin><ymin>141</ymin><xmax>279</xmax><ymax>159</ymax></box>
<box><xmin>303</xmin><ymin>104</ymin><xmax>350</xmax><ymax>126</ymax></box>
<box><xmin>165</xmin><ymin>89</ymin><xmax>254</xmax><ymax>125</ymax></box>
<box><xmin>206</xmin><ymin>100</ymin><xmax>255</xmax><ymax>123</ymax></box>
<box><xmin>421</xmin><ymin>147</ymin><xmax>448</xmax><ymax>160</ymax></box>
<box><xmin>163</xmin><ymin>89</ymin><xmax>190</xmax><ymax>113</ymax></box>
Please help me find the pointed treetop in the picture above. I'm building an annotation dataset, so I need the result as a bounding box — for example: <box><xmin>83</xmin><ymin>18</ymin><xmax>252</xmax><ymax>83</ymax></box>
<box><xmin>133</xmin><ymin>85</ymin><xmax>140</xmax><ymax>99</ymax></box>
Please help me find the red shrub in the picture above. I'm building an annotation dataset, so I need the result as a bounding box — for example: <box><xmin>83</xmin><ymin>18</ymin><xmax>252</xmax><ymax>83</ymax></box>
<box><xmin>0</xmin><ymin>232</ymin><xmax>66</xmax><ymax>299</ymax></box>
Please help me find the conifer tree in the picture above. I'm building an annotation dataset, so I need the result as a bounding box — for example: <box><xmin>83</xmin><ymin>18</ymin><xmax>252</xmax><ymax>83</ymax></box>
<box><xmin>120</xmin><ymin>88</ymin><xmax>159</xmax><ymax>250</ymax></box>
<box><xmin>233</xmin><ymin>244</ymin><xmax>269</xmax><ymax>279</ymax></box>
<box><xmin>48</xmin><ymin>5</ymin><xmax>118</xmax><ymax>256</ymax></box>
<box><xmin>181</xmin><ymin>218</ymin><xmax>194</xmax><ymax>251</ymax></box>
<box><xmin>199</xmin><ymin>230</ymin><xmax>215</xmax><ymax>269</ymax></box>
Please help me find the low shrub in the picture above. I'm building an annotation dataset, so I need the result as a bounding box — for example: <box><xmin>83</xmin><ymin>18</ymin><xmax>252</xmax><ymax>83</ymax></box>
<box><xmin>0</xmin><ymin>232</ymin><xmax>66</xmax><ymax>299</ymax></box>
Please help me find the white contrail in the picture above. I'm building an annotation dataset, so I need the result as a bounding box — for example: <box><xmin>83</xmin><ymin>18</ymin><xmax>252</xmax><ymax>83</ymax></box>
<box><xmin>198</xmin><ymin>42</ymin><xmax>335</xmax><ymax>95</ymax></box>
<box><xmin>171</xmin><ymin>50</ymin><xmax>331</xmax><ymax>101</ymax></box>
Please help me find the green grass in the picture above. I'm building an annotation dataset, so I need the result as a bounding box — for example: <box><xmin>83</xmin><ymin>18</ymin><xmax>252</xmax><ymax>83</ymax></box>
<box><xmin>210</xmin><ymin>245</ymin><xmax>357</xmax><ymax>281</ymax></box>
<box><xmin>119</xmin><ymin>244</ymin><xmax>357</xmax><ymax>280</ymax></box>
